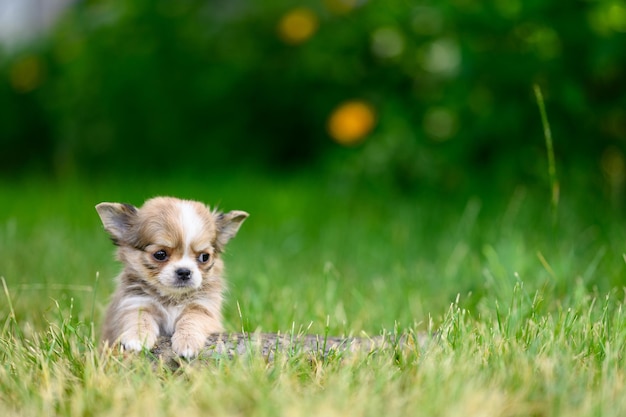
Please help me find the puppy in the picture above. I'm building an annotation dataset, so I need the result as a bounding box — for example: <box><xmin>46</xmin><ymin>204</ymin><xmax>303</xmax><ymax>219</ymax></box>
<box><xmin>96</xmin><ymin>197</ymin><xmax>248</xmax><ymax>358</ymax></box>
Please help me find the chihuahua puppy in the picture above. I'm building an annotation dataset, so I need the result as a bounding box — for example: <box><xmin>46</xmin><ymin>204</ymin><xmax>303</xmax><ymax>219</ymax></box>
<box><xmin>96</xmin><ymin>197</ymin><xmax>248</xmax><ymax>358</ymax></box>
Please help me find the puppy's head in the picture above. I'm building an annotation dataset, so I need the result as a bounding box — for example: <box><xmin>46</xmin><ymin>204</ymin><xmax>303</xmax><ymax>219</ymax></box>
<box><xmin>96</xmin><ymin>197</ymin><xmax>248</xmax><ymax>297</ymax></box>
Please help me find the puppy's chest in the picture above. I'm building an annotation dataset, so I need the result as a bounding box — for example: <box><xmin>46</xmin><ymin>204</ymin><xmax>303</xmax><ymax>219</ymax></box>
<box><xmin>159</xmin><ymin>304</ymin><xmax>184</xmax><ymax>335</ymax></box>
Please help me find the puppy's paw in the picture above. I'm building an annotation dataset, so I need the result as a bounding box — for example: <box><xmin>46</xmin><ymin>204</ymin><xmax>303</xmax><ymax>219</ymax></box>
<box><xmin>171</xmin><ymin>331</ymin><xmax>206</xmax><ymax>359</ymax></box>
<box><xmin>120</xmin><ymin>333</ymin><xmax>157</xmax><ymax>352</ymax></box>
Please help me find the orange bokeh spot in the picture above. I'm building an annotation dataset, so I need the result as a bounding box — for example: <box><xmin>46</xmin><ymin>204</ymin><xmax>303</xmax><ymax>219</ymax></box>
<box><xmin>277</xmin><ymin>8</ymin><xmax>318</xmax><ymax>45</ymax></box>
<box><xmin>327</xmin><ymin>100</ymin><xmax>376</xmax><ymax>145</ymax></box>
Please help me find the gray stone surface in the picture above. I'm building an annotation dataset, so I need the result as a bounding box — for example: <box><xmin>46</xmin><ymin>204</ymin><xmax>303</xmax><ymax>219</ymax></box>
<box><xmin>150</xmin><ymin>331</ymin><xmax>428</xmax><ymax>367</ymax></box>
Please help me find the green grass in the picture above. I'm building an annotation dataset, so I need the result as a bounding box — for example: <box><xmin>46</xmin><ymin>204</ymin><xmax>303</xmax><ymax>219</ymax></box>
<box><xmin>1</xmin><ymin>174</ymin><xmax>626</xmax><ymax>416</ymax></box>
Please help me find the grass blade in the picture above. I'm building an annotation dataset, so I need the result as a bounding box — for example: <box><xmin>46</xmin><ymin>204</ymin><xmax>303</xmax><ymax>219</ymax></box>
<box><xmin>534</xmin><ymin>84</ymin><xmax>560</xmax><ymax>224</ymax></box>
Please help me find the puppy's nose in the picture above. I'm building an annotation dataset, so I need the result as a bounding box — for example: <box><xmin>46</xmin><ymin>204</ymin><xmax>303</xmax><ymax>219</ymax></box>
<box><xmin>176</xmin><ymin>268</ymin><xmax>192</xmax><ymax>281</ymax></box>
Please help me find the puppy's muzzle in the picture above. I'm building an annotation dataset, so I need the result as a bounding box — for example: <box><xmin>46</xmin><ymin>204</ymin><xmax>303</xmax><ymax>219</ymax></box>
<box><xmin>175</xmin><ymin>268</ymin><xmax>192</xmax><ymax>282</ymax></box>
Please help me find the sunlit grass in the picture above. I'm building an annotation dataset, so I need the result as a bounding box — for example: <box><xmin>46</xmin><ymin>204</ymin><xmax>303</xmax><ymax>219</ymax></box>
<box><xmin>1</xmin><ymin>174</ymin><xmax>626</xmax><ymax>416</ymax></box>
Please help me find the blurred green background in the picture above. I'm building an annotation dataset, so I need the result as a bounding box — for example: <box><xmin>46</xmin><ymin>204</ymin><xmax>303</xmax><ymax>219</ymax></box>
<box><xmin>2</xmin><ymin>0</ymin><xmax>626</xmax><ymax>334</ymax></box>
<box><xmin>1</xmin><ymin>0</ymin><xmax>625</xmax><ymax>196</ymax></box>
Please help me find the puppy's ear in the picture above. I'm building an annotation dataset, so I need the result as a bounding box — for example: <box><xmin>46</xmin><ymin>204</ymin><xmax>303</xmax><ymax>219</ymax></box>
<box><xmin>95</xmin><ymin>202</ymin><xmax>137</xmax><ymax>244</ymax></box>
<box><xmin>214</xmin><ymin>210</ymin><xmax>248</xmax><ymax>252</ymax></box>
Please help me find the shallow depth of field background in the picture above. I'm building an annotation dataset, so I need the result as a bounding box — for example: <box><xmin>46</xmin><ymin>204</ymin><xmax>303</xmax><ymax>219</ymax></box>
<box><xmin>2</xmin><ymin>0</ymin><xmax>626</xmax><ymax>330</ymax></box>
<box><xmin>2</xmin><ymin>0</ymin><xmax>626</xmax><ymax>188</ymax></box>
<box><xmin>1</xmin><ymin>0</ymin><xmax>626</xmax><ymax>363</ymax></box>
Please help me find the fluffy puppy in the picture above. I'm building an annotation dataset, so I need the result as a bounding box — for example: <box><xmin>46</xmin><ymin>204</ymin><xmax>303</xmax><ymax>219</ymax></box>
<box><xmin>96</xmin><ymin>197</ymin><xmax>248</xmax><ymax>358</ymax></box>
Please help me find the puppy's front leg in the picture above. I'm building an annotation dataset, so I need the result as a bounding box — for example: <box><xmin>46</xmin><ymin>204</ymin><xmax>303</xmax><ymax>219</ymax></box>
<box><xmin>117</xmin><ymin>308</ymin><xmax>160</xmax><ymax>352</ymax></box>
<box><xmin>172</xmin><ymin>304</ymin><xmax>222</xmax><ymax>359</ymax></box>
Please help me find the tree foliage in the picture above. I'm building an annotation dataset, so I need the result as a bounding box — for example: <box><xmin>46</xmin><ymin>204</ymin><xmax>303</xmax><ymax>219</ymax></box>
<box><xmin>1</xmin><ymin>0</ymin><xmax>625</xmax><ymax>194</ymax></box>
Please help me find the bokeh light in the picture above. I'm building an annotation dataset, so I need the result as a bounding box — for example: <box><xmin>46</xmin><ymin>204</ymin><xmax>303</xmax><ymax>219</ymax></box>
<box><xmin>9</xmin><ymin>55</ymin><xmax>44</xmax><ymax>93</ymax></box>
<box><xmin>411</xmin><ymin>6</ymin><xmax>444</xmax><ymax>36</ymax></box>
<box><xmin>589</xmin><ymin>1</ymin><xmax>626</xmax><ymax>34</ymax></box>
<box><xmin>494</xmin><ymin>0</ymin><xmax>522</xmax><ymax>19</ymax></box>
<box><xmin>277</xmin><ymin>8</ymin><xmax>318</xmax><ymax>45</ymax></box>
<box><xmin>419</xmin><ymin>38</ymin><xmax>461</xmax><ymax>76</ymax></box>
<box><xmin>515</xmin><ymin>24</ymin><xmax>561</xmax><ymax>60</ymax></box>
<box><xmin>327</xmin><ymin>100</ymin><xmax>376</xmax><ymax>146</ymax></box>
<box><xmin>423</xmin><ymin>107</ymin><xmax>458</xmax><ymax>141</ymax></box>
<box><xmin>371</xmin><ymin>27</ymin><xmax>405</xmax><ymax>59</ymax></box>
<box><xmin>607</xmin><ymin>1</ymin><xmax>626</xmax><ymax>31</ymax></box>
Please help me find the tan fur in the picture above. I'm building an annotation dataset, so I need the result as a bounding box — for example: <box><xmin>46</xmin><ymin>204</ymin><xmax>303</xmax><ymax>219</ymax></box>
<box><xmin>96</xmin><ymin>197</ymin><xmax>248</xmax><ymax>358</ymax></box>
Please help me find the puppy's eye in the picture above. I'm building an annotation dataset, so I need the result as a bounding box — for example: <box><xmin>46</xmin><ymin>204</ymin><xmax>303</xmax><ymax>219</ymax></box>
<box><xmin>153</xmin><ymin>250</ymin><xmax>168</xmax><ymax>261</ymax></box>
<box><xmin>198</xmin><ymin>253</ymin><xmax>210</xmax><ymax>264</ymax></box>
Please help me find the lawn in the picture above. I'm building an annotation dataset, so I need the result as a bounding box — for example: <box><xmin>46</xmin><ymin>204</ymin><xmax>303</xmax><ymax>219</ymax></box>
<box><xmin>1</xmin><ymin>173</ymin><xmax>626</xmax><ymax>416</ymax></box>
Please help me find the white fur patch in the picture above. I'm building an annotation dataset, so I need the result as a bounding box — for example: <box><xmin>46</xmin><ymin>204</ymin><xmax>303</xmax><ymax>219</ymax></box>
<box><xmin>161</xmin><ymin>304</ymin><xmax>184</xmax><ymax>335</ymax></box>
<box><xmin>117</xmin><ymin>295</ymin><xmax>159</xmax><ymax>350</ymax></box>
<box><xmin>118</xmin><ymin>296</ymin><xmax>185</xmax><ymax>337</ymax></box>
<box><xmin>118</xmin><ymin>295</ymin><xmax>153</xmax><ymax>311</ymax></box>
<box><xmin>163</xmin><ymin>201</ymin><xmax>205</xmax><ymax>290</ymax></box>
<box><xmin>178</xmin><ymin>201</ymin><xmax>203</xmax><ymax>254</ymax></box>
<box><xmin>122</xmin><ymin>339</ymin><xmax>146</xmax><ymax>352</ymax></box>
